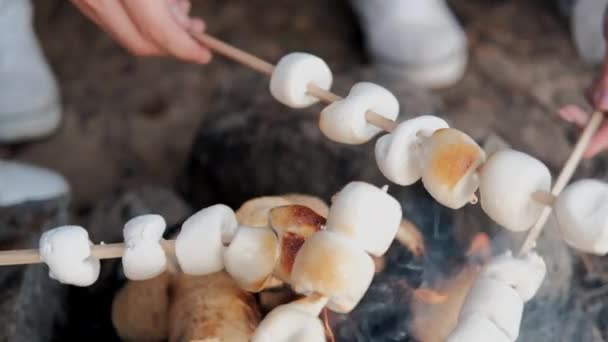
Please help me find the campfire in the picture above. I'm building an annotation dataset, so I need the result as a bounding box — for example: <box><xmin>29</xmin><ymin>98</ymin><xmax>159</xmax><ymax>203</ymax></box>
<box><xmin>0</xmin><ymin>21</ymin><xmax>606</xmax><ymax>342</ymax></box>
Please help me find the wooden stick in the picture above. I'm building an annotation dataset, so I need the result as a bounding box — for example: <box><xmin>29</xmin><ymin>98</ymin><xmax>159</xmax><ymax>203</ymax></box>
<box><xmin>518</xmin><ymin>110</ymin><xmax>604</xmax><ymax>256</ymax></box>
<box><xmin>0</xmin><ymin>240</ymin><xmax>176</xmax><ymax>266</ymax></box>
<box><xmin>190</xmin><ymin>32</ymin><xmax>397</xmax><ymax>133</ymax></box>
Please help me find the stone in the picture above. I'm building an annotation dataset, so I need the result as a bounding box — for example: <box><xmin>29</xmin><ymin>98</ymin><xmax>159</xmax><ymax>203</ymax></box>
<box><xmin>0</xmin><ymin>194</ymin><xmax>69</xmax><ymax>341</ymax></box>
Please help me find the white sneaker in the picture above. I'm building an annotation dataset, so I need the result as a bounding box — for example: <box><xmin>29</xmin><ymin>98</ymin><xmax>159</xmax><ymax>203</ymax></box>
<box><xmin>351</xmin><ymin>0</ymin><xmax>468</xmax><ymax>89</ymax></box>
<box><xmin>0</xmin><ymin>160</ymin><xmax>69</xmax><ymax>207</ymax></box>
<box><xmin>571</xmin><ymin>0</ymin><xmax>608</xmax><ymax>65</ymax></box>
<box><xmin>0</xmin><ymin>0</ymin><xmax>61</xmax><ymax>143</ymax></box>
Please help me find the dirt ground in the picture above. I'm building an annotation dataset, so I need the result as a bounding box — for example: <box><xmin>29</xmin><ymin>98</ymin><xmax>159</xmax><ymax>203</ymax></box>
<box><xmin>0</xmin><ymin>0</ymin><xmax>601</xmax><ymax>210</ymax></box>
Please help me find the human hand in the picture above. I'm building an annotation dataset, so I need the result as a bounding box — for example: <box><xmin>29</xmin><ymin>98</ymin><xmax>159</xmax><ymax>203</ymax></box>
<box><xmin>558</xmin><ymin>105</ymin><xmax>608</xmax><ymax>158</ymax></box>
<box><xmin>71</xmin><ymin>0</ymin><xmax>211</xmax><ymax>64</ymax></box>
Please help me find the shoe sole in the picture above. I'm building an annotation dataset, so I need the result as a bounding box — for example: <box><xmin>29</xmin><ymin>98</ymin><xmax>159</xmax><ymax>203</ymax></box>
<box><xmin>0</xmin><ymin>102</ymin><xmax>61</xmax><ymax>143</ymax></box>
<box><xmin>376</xmin><ymin>49</ymin><xmax>468</xmax><ymax>89</ymax></box>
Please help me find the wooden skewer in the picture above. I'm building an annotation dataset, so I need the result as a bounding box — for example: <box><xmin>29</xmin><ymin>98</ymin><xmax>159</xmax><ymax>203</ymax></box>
<box><xmin>190</xmin><ymin>32</ymin><xmax>397</xmax><ymax>133</ymax></box>
<box><xmin>0</xmin><ymin>240</ymin><xmax>177</xmax><ymax>266</ymax></box>
<box><xmin>518</xmin><ymin>110</ymin><xmax>604</xmax><ymax>257</ymax></box>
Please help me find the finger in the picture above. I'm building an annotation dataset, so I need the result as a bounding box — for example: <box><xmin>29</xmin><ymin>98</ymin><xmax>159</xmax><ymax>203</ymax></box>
<box><xmin>121</xmin><ymin>0</ymin><xmax>211</xmax><ymax>64</ymax></box>
<box><xmin>584</xmin><ymin>121</ymin><xmax>608</xmax><ymax>158</ymax></box>
<box><xmin>70</xmin><ymin>0</ymin><xmax>161</xmax><ymax>56</ymax></box>
<box><xmin>558</xmin><ymin>105</ymin><xmax>590</xmax><ymax>128</ymax></box>
<box><xmin>188</xmin><ymin>18</ymin><xmax>206</xmax><ymax>33</ymax></box>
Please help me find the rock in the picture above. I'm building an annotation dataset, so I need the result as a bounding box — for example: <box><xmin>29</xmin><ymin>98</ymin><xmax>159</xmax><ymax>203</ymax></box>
<box><xmin>0</xmin><ymin>195</ymin><xmax>70</xmax><ymax>342</ymax></box>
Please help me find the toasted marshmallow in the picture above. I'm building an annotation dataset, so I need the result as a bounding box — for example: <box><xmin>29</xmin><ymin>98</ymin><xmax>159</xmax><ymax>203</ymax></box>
<box><xmin>325</xmin><ymin>181</ymin><xmax>402</xmax><ymax>256</ymax></box>
<box><xmin>282</xmin><ymin>194</ymin><xmax>329</xmax><ymax>218</ymax></box>
<box><xmin>175</xmin><ymin>204</ymin><xmax>238</xmax><ymax>275</ymax></box>
<box><xmin>269</xmin><ymin>205</ymin><xmax>324</xmax><ymax>282</ymax></box>
<box><xmin>291</xmin><ymin>230</ymin><xmax>374</xmax><ymax>313</ymax></box>
<box><xmin>555</xmin><ymin>179</ymin><xmax>608</xmax><ymax>255</ymax></box>
<box><xmin>122</xmin><ymin>214</ymin><xmax>167</xmax><ymax>280</ymax></box>
<box><xmin>252</xmin><ymin>295</ymin><xmax>328</xmax><ymax>342</ymax></box>
<box><xmin>236</xmin><ymin>196</ymin><xmax>293</xmax><ymax>228</ymax></box>
<box><xmin>460</xmin><ymin>277</ymin><xmax>524</xmax><ymax>340</ymax></box>
<box><xmin>481</xmin><ymin>250</ymin><xmax>546</xmax><ymax>301</ymax></box>
<box><xmin>224</xmin><ymin>226</ymin><xmax>279</xmax><ymax>292</ymax></box>
<box><xmin>270</xmin><ymin>52</ymin><xmax>333</xmax><ymax>108</ymax></box>
<box><xmin>480</xmin><ymin>149</ymin><xmax>551</xmax><ymax>232</ymax></box>
<box><xmin>447</xmin><ymin>313</ymin><xmax>511</xmax><ymax>342</ymax></box>
<box><xmin>319</xmin><ymin>82</ymin><xmax>399</xmax><ymax>144</ymax></box>
<box><xmin>39</xmin><ymin>225</ymin><xmax>100</xmax><ymax>286</ymax></box>
<box><xmin>420</xmin><ymin>128</ymin><xmax>486</xmax><ymax>209</ymax></box>
<box><xmin>375</xmin><ymin>115</ymin><xmax>449</xmax><ymax>185</ymax></box>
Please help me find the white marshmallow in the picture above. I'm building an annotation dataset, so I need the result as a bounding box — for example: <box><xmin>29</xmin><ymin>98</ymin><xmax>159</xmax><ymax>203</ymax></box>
<box><xmin>480</xmin><ymin>250</ymin><xmax>546</xmax><ymax>301</ymax></box>
<box><xmin>223</xmin><ymin>226</ymin><xmax>279</xmax><ymax>292</ymax></box>
<box><xmin>480</xmin><ymin>149</ymin><xmax>551</xmax><ymax>232</ymax></box>
<box><xmin>291</xmin><ymin>230</ymin><xmax>375</xmax><ymax>313</ymax></box>
<box><xmin>460</xmin><ymin>277</ymin><xmax>524</xmax><ymax>340</ymax></box>
<box><xmin>121</xmin><ymin>214</ymin><xmax>167</xmax><ymax>281</ymax></box>
<box><xmin>39</xmin><ymin>226</ymin><xmax>100</xmax><ymax>287</ymax></box>
<box><xmin>325</xmin><ymin>181</ymin><xmax>402</xmax><ymax>256</ymax></box>
<box><xmin>252</xmin><ymin>295</ymin><xmax>328</xmax><ymax>342</ymax></box>
<box><xmin>375</xmin><ymin>115</ymin><xmax>449</xmax><ymax>185</ymax></box>
<box><xmin>447</xmin><ymin>313</ymin><xmax>511</xmax><ymax>342</ymax></box>
<box><xmin>270</xmin><ymin>52</ymin><xmax>333</xmax><ymax>108</ymax></box>
<box><xmin>175</xmin><ymin>204</ymin><xmax>238</xmax><ymax>275</ymax></box>
<box><xmin>319</xmin><ymin>82</ymin><xmax>399</xmax><ymax>144</ymax></box>
<box><xmin>420</xmin><ymin>128</ymin><xmax>486</xmax><ymax>209</ymax></box>
<box><xmin>555</xmin><ymin>179</ymin><xmax>608</xmax><ymax>255</ymax></box>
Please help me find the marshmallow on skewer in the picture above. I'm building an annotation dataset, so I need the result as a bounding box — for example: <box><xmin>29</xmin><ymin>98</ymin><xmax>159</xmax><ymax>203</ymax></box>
<box><xmin>420</xmin><ymin>128</ymin><xmax>486</xmax><ymax>209</ymax></box>
<box><xmin>269</xmin><ymin>205</ymin><xmax>324</xmax><ymax>283</ymax></box>
<box><xmin>122</xmin><ymin>214</ymin><xmax>167</xmax><ymax>281</ymax></box>
<box><xmin>252</xmin><ymin>294</ymin><xmax>328</xmax><ymax>342</ymax></box>
<box><xmin>319</xmin><ymin>82</ymin><xmax>399</xmax><ymax>144</ymax></box>
<box><xmin>447</xmin><ymin>313</ymin><xmax>511</xmax><ymax>342</ymax></box>
<box><xmin>480</xmin><ymin>149</ymin><xmax>551</xmax><ymax>232</ymax></box>
<box><xmin>223</xmin><ymin>226</ymin><xmax>279</xmax><ymax>292</ymax></box>
<box><xmin>291</xmin><ymin>230</ymin><xmax>375</xmax><ymax>313</ymax></box>
<box><xmin>39</xmin><ymin>226</ymin><xmax>100</xmax><ymax>286</ymax></box>
<box><xmin>270</xmin><ymin>52</ymin><xmax>333</xmax><ymax>108</ymax></box>
<box><xmin>325</xmin><ymin>181</ymin><xmax>402</xmax><ymax>256</ymax></box>
<box><xmin>236</xmin><ymin>196</ymin><xmax>292</xmax><ymax>228</ymax></box>
<box><xmin>459</xmin><ymin>277</ymin><xmax>524</xmax><ymax>340</ymax></box>
<box><xmin>480</xmin><ymin>250</ymin><xmax>546</xmax><ymax>301</ymax></box>
<box><xmin>375</xmin><ymin>115</ymin><xmax>449</xmax><ymax>185</ymax></box>
<box><xmin>554</xmin><ymin>179</ymin><xmax>608</xmax><ymax>255</ymax></box>
<box><xmin>175</xmin><ymin>204</ymin><xmax>238</xmax><ymax>275</ymax></box>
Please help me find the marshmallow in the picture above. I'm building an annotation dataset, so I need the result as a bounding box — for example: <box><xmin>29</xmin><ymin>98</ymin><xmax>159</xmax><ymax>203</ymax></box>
<box><xmin>375</xmin><ymin>115</ymin><xmax>449</xmax><ymax>185</ymax></box>
<box><xmin>319</xmin><ymin>82</ymin><xmax>399</xmax><ymax>144</ymax></box>
<box><xmin>420</xmin><ymin>128</ymin><xmax>486</xmax><ymax>209</ymax></box>
<box><xmin>269</xmin><ymin>205</ymin><xmax>325</xmax><ymax>282</ymax></box>
<box><xmin>224</xmin><ymin>226</ymin><xmax>279</xmax><ymax>292</ymax></box>
<box><xmin>175</xmin><ymin>204</ymin><xmax>238</xmax><ymax>275</ymax></box>
<box><xmin>270</xmin><ymin>52</ymin><xmax>333</xmax><ymax>108</ymax></box>
<box><xmin>291</xmin><ymin>230</ymin><xmax>375</xmax><ymax>313</ymax></box>
<box><xmin>236</xmin><ymin>196</ymin><xmax>292</xmax><ymax>228</ymax></box>
<box><xmin>480</xmin><ymin>250</ymin><xmax>546</xmax><ymax>301</ymax></box>
<box><xmin>122</xmin><ymin>214</ymin><xmax>167</xmax><ymax>281</ymax></box>
<box><xmin>39</xmin><ymin>226</ymin><xmax>100</xmax><ymax>287</ymax></box>
<box><xmin>447</xmin><ymin>313</ymin><xmax>511</xmax><ymax>342</ymax></box>
<box><xmin>325</xmin><ymin>181</ymin><xmax>402</xmax><ymax>256</ymax></box>
<box><xmin>480</xmin><ymin>149</ymin><xmax>551</xmax><ymax>232</ymax></box>
<box><xmin>460</xmin><ymin>277</ymin><xmax>524</xmax><ymax>340</ymax></box>
<box><xmin>555</xmin><ymin>179</ymin><xmax>608</xmax><ymax>255</ymax></box>
<box><xmin>252</xmin><ymin>295</ymin><xmax>328</xmax><ymax>342</ymax></box>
